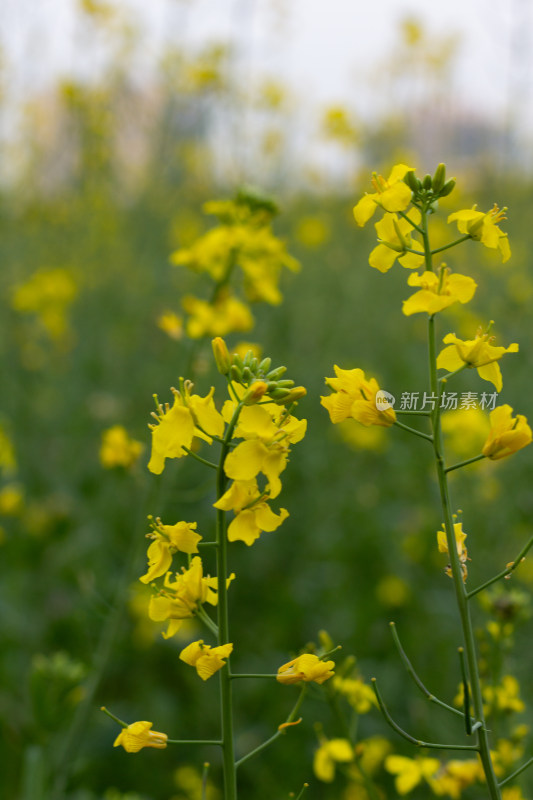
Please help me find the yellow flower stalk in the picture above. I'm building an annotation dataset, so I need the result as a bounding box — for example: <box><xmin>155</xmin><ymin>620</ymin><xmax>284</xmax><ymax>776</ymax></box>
<box><xmin>276</xmin><ymin>653</ymin><xmax>335</xmax><ymax>685</ymax></box>
<box><xmin>436</xmin><ymin>330</ymin><xmax>519</xmax><ymax>392</ymax></box>
<box><xmin>402</xmin><ymin>270</ymin><xmax>477</xmax><ymax>316</ymax></box>
<box><xmin>313</xmin><ymin>738</ymin><xmax>353</xmax><ymax>782</ymax></box>
<box><xmin>321</xmin><ymin>366</ymin><xmax>396</xmax><ymax>427</ymax></box>
<box><xmin>179</xmin><ymin>640</ymin><xmax>233</xmax><ymax>680</ymax></box>
<box><xmin>482</xmin><ymin>405</ymin><xmax>532</xmax><ymax>460</ymax></box>
<box><xmin>353</xmin><ymin>163</ymin><xmax>414</xmax><ymax>227</ymax></box>
<box><xmin>113</xmin><ymin>721</ymin><xmax>168</xmax><ymax>753</ymax></box>
<box><xmin>448</xmin><ymin>204</ymin><xmax>511</xmax><ymax>262</ymax></box>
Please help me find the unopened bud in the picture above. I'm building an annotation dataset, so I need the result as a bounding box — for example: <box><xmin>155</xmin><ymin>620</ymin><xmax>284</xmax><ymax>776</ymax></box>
<box><xmin>432</xmin><ymin>163</ymin><xmax>446</xmax><ymax>193</ymax></box>
<box><xmin>242</xmin><ymin>350</ymin><xmax>254</xmax><ymax>368</ymax></box>
<box><xmin>229</xmin><ymin>364</ymin><xmax>241</xmax><ymax>382</ymax></box>
<box><xmin>422</xmin><ymin>174</ymin><xmax>432</xmax><ymax>190</ymax></box>
<box><xmin>274</xmin><ymin>386</ymin><xmax>307</xmax><ymax>405</ymax></box>
<box><xmin>211</xmin><ymin>337</ymin><xmax>231</xmax><ymax>375</ymax></box>
<box><xmin>243</xmin><ymin>380</ymin><xmax>268</xmax><ymax>405</ymax></box>
<box><xmin>266</xmin><ymin>366</ymin><xmax>287</xmax><ymax>381</ymax></box>
<box><xmin>439</xmin><ymin>178</ymin><xmax>456</xmax><ymax>198</ymax></box>
<box><xmin>404</xmin><ymin>169</ymin><xmax>419</xmax><ymax>192</ymax></box>
<box><xmin>258</xmin><ymin>357</ymin><xmax>272</xmax><ymax>374</ymax></box>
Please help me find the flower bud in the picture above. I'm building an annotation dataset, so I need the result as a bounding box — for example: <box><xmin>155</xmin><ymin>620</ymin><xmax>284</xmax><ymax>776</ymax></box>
<box><xmin>266</xmin><ymin>366</ymin><xmax>287</xmax><ymax>381</ymax></box>
<box><xmin>432</xmin><ymin>163</ymin><xmax>446</xmax><ymax>193</ymax></box>
<box><xmin>258</xmin><ymin>357</ymin><xmax>272</xmax><ymax>374</ymax></box>
<box><xmin>274</xmin><ymin>386</ymin><xmax>307</xmax><ymax>405</ymax></box>
<box><xmin>422</xmin><ymin>174</ymin><xmax>432</xmax><ymax>190</ymax></box>
<box><xmin>242</xmin><ymin>380</ymin><xmax>269</xmax><ymax>405</ymax></box>
<box><xmin>404</xmin><ymin>169</ymin><xmax>419</xmax><ymax>192</ymax></box>
<box><xmin>229</xmin><ymin>364</ymin><xmax>241</xmax><ymax>382</ymax></box>
<box><xmin>211</xmin><ymin>337</ymin><xmax>231</xmax><ymax>375</ymax></box>
<box><xmin>439</xmin><ymin>178</ymin><xmax>456</xmax><ymax>198</ymax></box>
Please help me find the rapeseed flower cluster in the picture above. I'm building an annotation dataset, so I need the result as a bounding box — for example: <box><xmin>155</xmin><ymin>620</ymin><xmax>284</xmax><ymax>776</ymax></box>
<box><xmin>168</xmin><ymin>190</ymin><xmax>299</xmax><ymax>340</ymax></box>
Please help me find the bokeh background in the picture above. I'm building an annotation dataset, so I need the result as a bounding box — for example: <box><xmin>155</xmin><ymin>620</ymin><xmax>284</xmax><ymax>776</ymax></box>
<box><xmin>2</xmin><ymin>1</ymin><xmax>533</xmax><ymax>798</ymax></box>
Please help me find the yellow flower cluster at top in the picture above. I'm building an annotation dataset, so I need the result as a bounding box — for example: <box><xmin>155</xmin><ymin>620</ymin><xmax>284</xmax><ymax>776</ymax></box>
<box><xmin>322</xmin><ymin>162</ymin><xmax>532</xmax><ymax>462</ymax></box>
<box><xmin>168</xmin><ymin>189</ymin><xmax>299</xmax><ymax>340</ymax></box>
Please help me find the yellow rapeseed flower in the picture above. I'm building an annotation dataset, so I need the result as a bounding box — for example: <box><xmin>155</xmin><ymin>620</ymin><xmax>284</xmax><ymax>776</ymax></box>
<box><xmin>179</xmin><ymin>640</ymin><xmax>233</xmax><ymax>680</ymax></box>
<box><xmin>321</xmin><ymin>367</ymin><xmax>396</xmax><ymax>427</ymax></box>
<box><xmin>113</xmin><ymin>721</ymin><xmax>168</xmax><ymax>752</ymax></box>
<box><xmin>214</xmin><ymin>479</ymin><xmax>289</xmax><ymax>546</ymax></box>
<box><xmin>448</xmin><ymin>204</ymin><xmax>511</xmax><ymax>262</ymax></box>
<box><xmin>437</xmin><ymin>522</ymin><xmax>468</xmax><ymax>581</ymax></box>
<box><xmin>482</xmin><ymin>405</ymin><xmax>532</xmax><ymax>460</ymax></box>
<box><xmin>353</xmin><ymin>164</ymin><xmax>414</xmax><ymax>227</ymax></box>
<box><xmin>277</xmin><ymin>653</ymin><xmax>335</xmax><ymax>685</ymax></box>
<box><xmin>139</xmin><ymin>520</ymin><xmax>202</xmax><ymax>583</ymax></box>
<box><xmin>369</xmin><ymin>210</ymin><xmax>424</xmax><ymax>272</ymax></box>
<box><xmin>385</xmin><ymin>754</ymin><xmax>441</xmax><ymax>795</ymax></box>
<box><xmin>182</xmin><ymin>293</ymin><xmax>254</xmax><ymax>339</ymax></box>
<box><xmin>313</xmin><ymin>738</ymin><xmax>353</xmax><ymax>782</ymax></box>
<box><xmin>436</xmin><ymin>330</ymin><xmax>518</xmax><ymax>392</ymax></box>
<box><xmin>402</xmin><ymin>270</ymin><xmax>477</xmax><ymax>316</ymax></box>
<box><xmin>99</xmin><ymin>425</ymin><xmax>144</xmax><ymax>469</ymax></box>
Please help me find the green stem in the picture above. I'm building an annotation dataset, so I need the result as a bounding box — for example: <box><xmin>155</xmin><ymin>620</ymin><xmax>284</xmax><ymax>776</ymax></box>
<box><xmin>499</xmin><ymin>754</ymin><xmax>533</xmax><ymax>787</ymax></box>
<box><xmin>394</xmin><ymin>419</ymin><xmax>433</xmax><ymax>442</ymax></box>
<box><xmin>167</xmin><ymin>739</ymin><xmax>223</xmax><ymax>746</ymax></box>
<box><xmin>424</xmin><ymin>213</ymin><xmax>501</xmax><ymax>798</ymax></box>
<box><xmin>181</xmin><ymin>447</ymin><xmax>218</xmax><ymax>470</ymax></box>
<box><xmin>445</xmin><ymin>454</ymin><xmax>486</xmax><ymax>473</ymax></box>
<box><xmin>216</xmin><ymin>402</ymin><xmax>243</xmax><ymax>800</ymax></box>
<box><xmin>397</xmin><ymin>209</ymin><xmax>424</xmax><ymax>235</ymax></box>
<box><xmin>389</xmin><ymin>622</ymin><xmax>466</xmax><ymax>720</ymax></box>
<box><xmin>467</xmin><ymin>533</ymin><xmax>533</xmax><ymax>600</ymax></box>
<box><xmin>371</xmin><ymin>679</ymin><xmax>478</xmax><ymax>752</ymax></box>
<box><xmin>430</xmin><ymin>234</ymin><xmax>472</xmax><ymax>255</ymax></box>
<box><xmin>235</xmin><ymin>686</ymin><xmax>307</xmax><ymax>769</ymax></box>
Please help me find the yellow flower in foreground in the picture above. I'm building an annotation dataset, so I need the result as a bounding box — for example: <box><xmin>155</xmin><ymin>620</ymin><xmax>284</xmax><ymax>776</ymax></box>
<box><xmin>482</xmin><ymin>405</ymin><xmax>532</xmax><ymax>460</ymax></box>
<box><xmin>437</xmin><ymin>522</ymin><xmax>469</xmax><ymax>581</ymax></box>
<box><xmin>179</xmin><ymin>640</ymin><xmax>233</xmax><ymax>680</ymax></box>
<box><xmin>353</xmin><ymin>164</ymin><xmax>414</xmax><ymax>227</ymax></box>
<box><xmin>277</xmin><ymin>653</ymin><xmax>335</xmax><ymax>685</ymax></box>
<box><xmin>314</xmin><ymin>738</ymin><xmax>353</xmax><ymax>782</ymax></box>
<box><xmin>436</xmin><ymin>330</ymin><xmax>518</xmax><ymax>392</ymax></box>
<box><xmin>214</xmin><ymin>479</ymin><xmax>289</xmax><ymax>546</ymax></box>
<box><xmin>402</xmin><ymin>270</ymin><xmax>477</xmax><ymax>316</ymax></box>
<box><xmin>385</xmin><ymin>754</ymin><xmax>440</xmax><ymax>795</ymax></box>
<box><xmin>321</xmin><ymin>367</ymin><xmax>396</xmax><ymax>427</ymax></box>
<box><xmin>99</xmin><ymin>425</ymin><xmax>144</xmax><ymax>469</ymax></box>
<box><xmin>448</xmin><ymin>204</ymin><xmax>511</xmax><ymax>262</ymax></box>
<box><xmin>148</xmin><ymin>385</ymin><xmax>224</xmax><ymax>474</ymax></box>
<box><xmin>148</xmin><ymin>556</ymin><xmax>232</xmax><ymax>639</ymax></box>
<box><xmin>369</xmin><ymin>210</ymin><xmax>424</xmax><ymax>272</ymax></box>
<box><xmin>139</xmin><ymin>520</ymin><xmax>202</xmax><ymax>583</ymax></box>
<box><xmin>113</xmin><ymin>721</ymin><xmax>168</xmax><ymax>752</ymax></box>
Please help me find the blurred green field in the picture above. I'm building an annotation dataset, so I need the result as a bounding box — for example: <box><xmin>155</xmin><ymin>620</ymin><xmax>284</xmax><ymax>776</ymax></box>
<box><xmin>2</xmin><ymin>8</ymin><xmax>533</xmax><ymax>800</ymax></box>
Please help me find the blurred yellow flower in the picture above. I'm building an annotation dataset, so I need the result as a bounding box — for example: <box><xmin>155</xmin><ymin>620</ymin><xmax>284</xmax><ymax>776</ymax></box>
<box><xmin>157</xmin><ymin>311</ymin><xmax>183</xmax><ymax>340</ymax></box>
<box><xmin>179</xmin><ymin>640</ymin><xmax>233</xmax><ymax>680</ymax></box>
<box><xmin>353</xmin><ymin>164</ymin><xmax>414</xmax><ymax>227</ymax></box>
<box><xmin>402</xmin><ymin>270</ymin><xmax>477</xmax><ymax>316</ymax></box>
<box><xmin>333</xmin><ymin>676</ymin><xmax>377</xmax><ymax>713</ymax></box>
<box><xmin>313</xmin><ymin>738</ymin><xmax>353</xmax><ymax>782</ymax></box>
<box><xmin>482</xmin><ymin>405</ymin><xmax>532</xmax><ymax>460</ymax></box>
<box><xmin>0</xmin><ymin>484</ymin><xmax>24</xmax><ymax>516</ymax></box>
<box><xmin>428</xmin><ymin>759</ymin><xmax>482</xmax><ymax>798</ymax></box>
<box><xmin>385</xmin><ymin>754</ymin><xmax>440</xmax><ymax>794</ymax></box>
<box><xmin>448</xmin><ymin>204</ymin><xmax>511</xmax><ymax>262</ymax></box>
<box><xmin>322</xmin><ymin>367</ymin><xmax>396</xmax><ymax>427</ymax></box>
<box><xmin>0</xmin><ymin>425</ymin><xmax>16</xmax><ymax>476</ymax></box>
<box><xmin>294</xmin><ymin>216</ymin><xmax>330</xmax><ymax>249</ymax></box>
<box><xmin>100</xmin><ymin>425</ymin><xmax>144</xmax><ymax>469</ymax></box>
<box><xmin>441</xmin><ymin>408</ymin><xmax>490</xmax><ymax>459</ymax></box>
<box><xmin>277</xmin><ymin>653</ymin><xmax>335</xmax><ymax>685</ymax></box>
<box><xmin>11</xmin><ymin>267</ymin><xmax>78</xmax><ymax>342</ymax></box>
<box><xmin>113</xmin><ymin>721</ymin><xmax>168</xmax><ymax>753</ymax></box>
<box><xmin>321</xmin><ymin>106</ymin><xmax>358</xmax><ymax>146</ymax></box>
<box><xmin>182</xmin><ymin>293</ymin><xmax>254</xmax><ymax>339</ymax></box>
<box><xmin>484</xmin><ymin>675</ymin><xmax>525</xmax><ymax>714</ymax></box>
<box><xmin>437</xmin><ymin>330</ymin><xmax>518</xmax><ymax>392</ymax></box>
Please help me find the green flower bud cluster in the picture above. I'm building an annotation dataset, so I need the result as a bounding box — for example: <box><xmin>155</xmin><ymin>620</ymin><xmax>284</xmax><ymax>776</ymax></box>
<box><xmin>231</xmin><ymin>349</ymin><xmax>306</xmax><ymax>405</ymax></box>
<box><xmin>404</xmin><ymin>163</ymin><xmax>456</xmax><ymax>206</ymax></box>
